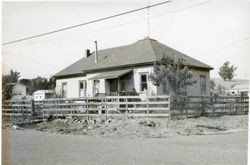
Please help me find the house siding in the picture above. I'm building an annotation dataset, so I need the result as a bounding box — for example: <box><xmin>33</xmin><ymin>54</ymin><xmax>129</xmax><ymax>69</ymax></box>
<box><xmin>186</xmin><ymin>69</ymin><xmax>210</xmax><ymax>96</ymax></box>
<box><xmin>133</xmin><ymin>66</ymin><xmax>157</xmax><ymax>95</ymax></box>
<box><xmin>12</xmin><ymin>84</ymin><xmax>27</xmax><ymax>96</ymax></box>
<box><xmin>86</xmin><ymin>73</ymin><xmax>105</xmax><ymax>97</ymax></box>
<box><xmin>56</xmin><ymin>77</ymin><xmax>87</xmax><ymax>98</ymax></box>
<box><xmin>156</xmin><ymin>69</ymin><xmax>210</xmax><ymax>96</ymax></box>
<box><xmin>55</xmin><ymin>67</ymin><xmax>210</xmax><ymax>98</ymax></box>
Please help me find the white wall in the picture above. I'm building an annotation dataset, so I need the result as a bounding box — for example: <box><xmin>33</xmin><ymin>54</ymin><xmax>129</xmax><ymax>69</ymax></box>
<box><xmin>55</xmin><ymin>67</ymin><xmax>210</xmax><ymax>98</ymax></box>
<box><xmin>33</xmin><ymin>93</ymin><xmax>45</xmax><ymax>101</ymax></box>
<box><xmin>133</xmin><ymin>66</ymin><xmax>157</xmax><ymax>95</ymax></box>
<box><xmin>12</xmin><ymin>84</ymin><xmax>26</xmax><ymax>96</ymax></box>
<box><xmin>56</xmin><ymin>76</ymin><xmax>87</xmax><ymax>98</ymax></box>
<box><xmin>55</xmin><ymin>66</ymin><xmax>158</xmax><ymax>98</ymax></box>
<box><xmin>86</xmin><ymin>73</ymin><xmax>106</xmax><ymax>97</ymax></box>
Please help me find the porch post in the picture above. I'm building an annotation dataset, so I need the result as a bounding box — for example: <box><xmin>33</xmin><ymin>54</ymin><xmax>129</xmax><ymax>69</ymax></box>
<box><xmin>118</xmin><ymin>78</ymin><xmax>120</xmax><ymax>94</ymax></box>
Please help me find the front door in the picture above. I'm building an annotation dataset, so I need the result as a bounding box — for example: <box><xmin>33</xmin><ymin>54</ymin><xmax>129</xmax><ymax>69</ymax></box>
<box><xmin>109</xmin><ymin>79</ymin><xmax>118</xmax><ymax>92</ymax></box>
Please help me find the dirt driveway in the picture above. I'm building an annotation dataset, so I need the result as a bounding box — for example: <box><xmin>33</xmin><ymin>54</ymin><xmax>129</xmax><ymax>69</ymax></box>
<box><xmin>3</xmin><ymin>129</ymin><xmax>247</xmax><ymax>165</ymax></box>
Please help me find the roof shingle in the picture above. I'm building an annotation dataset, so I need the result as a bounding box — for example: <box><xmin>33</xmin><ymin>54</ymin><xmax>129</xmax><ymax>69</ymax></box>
<box><xmin>54</xmin><ymin>38</ymin><xmax>213</xmax><ymax>78</ymax></box>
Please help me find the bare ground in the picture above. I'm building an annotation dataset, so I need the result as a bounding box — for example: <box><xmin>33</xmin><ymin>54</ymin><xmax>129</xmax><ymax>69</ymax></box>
<box><xmin>33</xmin><ymin>115</ymin><xmax>248</xmax><ymax>138</ymax></box>
<box><xmin>3</xmin><ymin>115</ymin><xmax>248</xmax><ymax>165</ymax></box>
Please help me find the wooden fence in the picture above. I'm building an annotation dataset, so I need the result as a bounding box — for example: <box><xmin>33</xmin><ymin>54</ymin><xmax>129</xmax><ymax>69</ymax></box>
<box><xmin>2</xmin><ymin>100</ymin><xmax>33</xmax><ymax>117</ymax></box>
<box><xmin>36</xmin><ymin>95</ymin><xmax>171</xmax><ymax>118</ymax></box>
<box><xmin>171</xmin><ymin>96</ymin><xmax>249</xmax><ymax>117</ymax></box>
<box><xmin>2</xmin><ymin>95</ymin><xmax>249</xmax><ymax>120</ymax></box>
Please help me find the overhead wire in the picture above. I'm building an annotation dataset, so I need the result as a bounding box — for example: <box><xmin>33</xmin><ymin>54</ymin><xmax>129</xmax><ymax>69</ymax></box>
<box><xmin>2</xmin><ymin>0</ymin><xmax>171</xmax><ymax>45</ymax></box>
<box><xmin>200</xmin><ymin>36</ymin><xmax>250</xmax><ymax>56</ymax></box>
<box><xmin>14</xmin><ymin>0</ymin><xmax>213</xmax><ymax>45</ymax></box>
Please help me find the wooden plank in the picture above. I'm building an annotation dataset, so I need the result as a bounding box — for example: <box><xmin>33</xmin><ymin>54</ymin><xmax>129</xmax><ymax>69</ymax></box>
<box><xmin>2</xmin><ymin>113</ymin><xmax>31</xmax><ymax>116</ymax></box>
<box><xmin>51</xmin><ymin>113</ymin><xmax>171</xmax><ymax>117</ymax></box>
<box><xmin>127</xmin><ymin>114</ymin><xmax>170</xmax><ymax>117</ymax></box>
<box><xmin>2</xmin><ymin>109</ymin><xmax>32</xmax><ymax>112</ymax></box>
<box><xmin>107</xmin><ymin>101</ymin><xmax>170</xmax><ymax>105</ymax></box>
<box><xmin>42</xmin><ymin>108</ymin><xmax>107</xmax><ymax>112</ymax></box>
<box><xmin>118</xmin><ymin>108</ymin><xmax>170</xmax><ymax>111</ymax></box>
<box><xmin>106</xmin><ymin>95</ymin><xmax>169</xmax><ymax>99</ymax></box>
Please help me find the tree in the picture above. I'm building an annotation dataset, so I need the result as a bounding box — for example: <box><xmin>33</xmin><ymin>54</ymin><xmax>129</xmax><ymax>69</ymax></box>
<box><xmin>19</xmin><ymin>78</ymin><xmax>31</xmax><ymax>86</ymax></box>
<box><xmin>10</xmin><ymin>69</ymin><xmax>20</xmax><ymax>83</ymax></box>
<box><xmin>2</xmin><ymin>70</ymin><xmax>21</xmax><ymax>100</ymax></box>
<box><xmin>218</xmin><ymin>61</ymin><xmax>237</xmax><ymax>81</ymax></box>
<box><xmin>29</xmin><ymin>76</ymin><xmax>56</xmax><ymax>94</ymax></box>
<box><xmin>149</xmin><ymin>55</ymin><xmax>197</xmax><ymax>95</ymax></box>
<box><xmin>210</xmin><ymin>80</ymin><xmax>216</xmax><ymax>91</ymax></box>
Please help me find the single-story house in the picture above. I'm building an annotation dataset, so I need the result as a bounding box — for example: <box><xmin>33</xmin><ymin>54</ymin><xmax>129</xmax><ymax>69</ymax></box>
<box><xmin>11</xmin><ymin>82</ymin><xmax>29</xmax><ymax>98</ymax></box>
<box><xmin>226</xmin><ymin>82</ymin><xmax>249</xmax><ymax>96</ymax></box>
<box><xmin>54</xmin><ymin>37</ymin><xmax>213</xmax><ymax>98</ymax></box>
<box><xmin>211</xmin><ymin>78</ymin><xmax>249</xmax><ymax>96</ymax></box>
<box><xmin>33</xmin><ymin>90</ymin><xmax>54</xmax><ymax>101</ymax></box>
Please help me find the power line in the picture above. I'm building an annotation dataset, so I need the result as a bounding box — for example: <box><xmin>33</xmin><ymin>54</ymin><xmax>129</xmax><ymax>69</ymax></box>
<box><xmin>201</xmin><ymin>36</ymin><xmax>250</xmax><ymax>56</ymax></box>
<box><xmin>2</xmin><ymin>0</ymin><xmax>171</xmax><ymax>45</ymax></box>
<box><xmin>21</xmin><ymin>1</ymin><xmax>213</xmax><ymax>45</ymax></box>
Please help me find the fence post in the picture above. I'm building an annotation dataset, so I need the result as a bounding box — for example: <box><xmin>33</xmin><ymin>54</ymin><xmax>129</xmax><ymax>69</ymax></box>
<box><xmin>31</xmin><ymin>100</ymin><xmax>35</xmax><ymax>119</ymax></box>
<box><xmin>233</xmin><ymin>101</ymin><xmax>236</xmax><ymax>115</ymax></box>
<box><xmin>42</xmin><ymin>100</ymin><xmax>45</xmax><ymax>120</ymax></box>
<box><xmin>86</xmin><ymin>98</ymin><xmax>89</xmax><ymax>120</ymax></box>
<box><xmin>125</xmin><ymin>97</ymin><xmax>128</xmax><ymax>119</ymax></box>
<box><xmin>212</xmin><ymin>97</ymin><xmax>215</xmax><ymax>116</ymax></box>
<box><xmin>21</xmin><ymin>100</ymin><xmax>24</xmax><ymax>121</ymax></box>
<box><xmin>185</xmin><ymin>96</ymin><xmax>188</xmax><ymax>117</ymax></box>
<box><xmin>146</xmin><ymin>97</ymin><xmax>149</xmax><ymax>119</ymax></box>
<box><xmin>105</xmin><ymin>97</ymin><xmax>108</xmax><ymax>121</ymax></box>
<box><xmin>168</xmin><ymin>96</ymin><xmax>171</xmax><ymax>118</ymax></box>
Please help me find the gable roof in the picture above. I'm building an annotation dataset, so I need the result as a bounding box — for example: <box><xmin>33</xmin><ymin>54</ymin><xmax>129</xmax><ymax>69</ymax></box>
<box><xmin>54</xmin><ymin>38</ymin><xmax>213</xmax><ymax>78</ymax></box>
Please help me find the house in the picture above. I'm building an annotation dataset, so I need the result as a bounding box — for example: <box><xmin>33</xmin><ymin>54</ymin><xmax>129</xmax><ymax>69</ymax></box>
<box><xmin>54</xmin><ymin>37</ymin><xmax>213</xmax><ymax>98</ymax></box>
<box><xmin>11</xmin><ymin>82</ymin><xmax>29</xmax><ymax>99</ymax></box>
<box><xmin>33</xmin><ymin>90</ymin><xmax>54</xmax><ymax>101</ymax></box>
<box><xmin>211</xmin><ymin>78</ymin><xmax>249</xmax><ymax>96</ymax></box>
<box><xmin>228</xmin><ymin>83</ymin><xmax>249</xmax><ymax>96</ymax></box>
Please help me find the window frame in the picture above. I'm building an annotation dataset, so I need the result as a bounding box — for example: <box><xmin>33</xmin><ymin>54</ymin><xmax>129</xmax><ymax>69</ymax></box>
<box><xmin>62</xmin><ymin>82</ymin><xmax>67</xmax><ymax>98</ymax></box>
<box><xmin>140</xmin><ymin>73</ymin><xmax>148</xmax><ymax>92</ymax></box>
<box><xmin>200</xmin><ymin>75</ymin><xmax>206</xmax><ymax>94</ymax></box>
<box><xmin>79</xmin><ymin>80</ymin><xmax>87</xmax><ymax>97</ymax></box>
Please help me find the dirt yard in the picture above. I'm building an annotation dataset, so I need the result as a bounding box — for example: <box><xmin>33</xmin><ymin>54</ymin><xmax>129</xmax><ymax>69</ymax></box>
<box><xmin>32</xmin><ymin>115</ymin><xmax>248</xmax><ymax>138</ymax></box>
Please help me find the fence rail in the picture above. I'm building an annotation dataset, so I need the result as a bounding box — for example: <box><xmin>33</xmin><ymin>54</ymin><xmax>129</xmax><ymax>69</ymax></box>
<box><xmin>36</xmin><ymin>95</ymin><xmax>170</xmax><ymax>118</ymax></box>
<box><xmin>171</xmin><ymin>96</ymin><xmax>249</xmax><ymax>117</ymax></box>
<box><xmin>2</xmin><ymin>95</ymin><xmax>249</xmax><ymax>120</ymax></box>
<box><xmin>2</xmin><ymin>100</ymin><xmax>33</xmax><ymax>117</ymax></box>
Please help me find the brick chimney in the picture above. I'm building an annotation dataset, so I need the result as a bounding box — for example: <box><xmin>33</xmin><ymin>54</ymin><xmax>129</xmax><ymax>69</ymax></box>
<box><xmin>85</xmin><ymin>49</ymin><xmax>90</xmax><ymax>57</ymax></box>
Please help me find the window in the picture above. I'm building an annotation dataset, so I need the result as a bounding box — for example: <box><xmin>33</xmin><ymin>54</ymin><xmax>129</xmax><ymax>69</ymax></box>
<box><xmin>79</xmin><ymin>80</ymin><xmax>87</xmax><ymax>97</ymax></box>
<box><xmin>200</xmin><ymin>75</ymin><xmax>206</xmax><ymax>94</ymax></box>
<box><xmin>140</xmin><ymin>74</ymin><xmax>148</xmax><ymax>92</ymax></box>
<box><xmin>62</xmin><ymin>82</ymin><xmax>67</xmax><ymax>97</ymax></box>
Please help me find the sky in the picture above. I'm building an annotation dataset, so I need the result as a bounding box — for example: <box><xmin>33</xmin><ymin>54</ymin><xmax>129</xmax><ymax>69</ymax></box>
<box><xmin>2</xmin><ymin>0</ymin><xmax>250</xmax><ymax>79</ymax></box>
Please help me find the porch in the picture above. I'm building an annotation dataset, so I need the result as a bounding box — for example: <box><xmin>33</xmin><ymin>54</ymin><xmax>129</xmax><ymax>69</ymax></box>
<box><xmin>90</xmin><ymin>69</ymin><xmax>136</xmax><ymax>96</ymax></box>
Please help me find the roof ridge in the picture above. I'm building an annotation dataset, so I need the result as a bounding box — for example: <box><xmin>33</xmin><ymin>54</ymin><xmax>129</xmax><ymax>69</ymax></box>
<box><xmin>147</xmin><ymin>39</ymin><xmax>158</xmax><ymax>61</ymax></box>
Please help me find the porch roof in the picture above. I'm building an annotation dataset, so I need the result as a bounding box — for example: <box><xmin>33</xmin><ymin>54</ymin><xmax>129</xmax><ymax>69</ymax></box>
<box><xmin>89</xmin><ymin>69</ymin><xmax>132</xmax><ymax>80</ymax></box>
